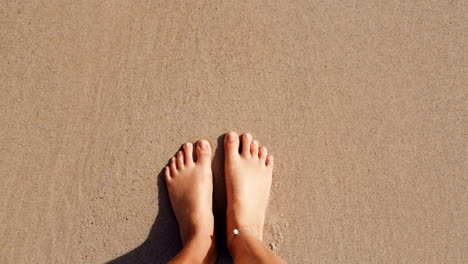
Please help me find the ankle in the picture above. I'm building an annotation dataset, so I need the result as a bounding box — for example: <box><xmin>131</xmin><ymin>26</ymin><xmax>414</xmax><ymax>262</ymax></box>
<box><xmin>184</xmin><ymin>231</ymin><xmax>214</xmax><ymax>247</ymax></box>
<box><xmin>182</xmin><ymin>234</ymin><xmax>217</xmax><ymax>264</ymax></box>
<box><xmin>226</xmin><ymin>209</ymin><xmax>263</xmax><ymax>244</ymax></box>
<box><xmin>179</xmin><ymin>215</ymin><xmax>214</xmax><ymax>245</ymax></box>
<box><xmin>228</xmin><ymin>229</ymin><xmax>261</xmax><ymax>257</ymax></box>
<box><xmin>227</xmin><ymin>224</ymin><xmax>263</xmax><ymax>253</ymax></box>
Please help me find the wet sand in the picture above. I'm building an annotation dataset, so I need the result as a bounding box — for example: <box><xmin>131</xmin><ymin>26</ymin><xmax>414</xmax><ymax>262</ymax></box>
<box><xmin>0</xmin><ymin>1</ymin><xmax>465</xmax><ymax>263</ymax></box>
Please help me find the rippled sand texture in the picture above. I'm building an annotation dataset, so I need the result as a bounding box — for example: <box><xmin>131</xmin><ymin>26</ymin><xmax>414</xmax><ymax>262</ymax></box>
<box><xmin>0</xmin><ymin>1</ymin><xmax>465</xmax><ymax>263</ymax></box>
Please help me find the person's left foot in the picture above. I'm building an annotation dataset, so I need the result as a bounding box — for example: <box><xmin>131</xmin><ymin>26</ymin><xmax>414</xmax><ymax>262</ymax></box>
<box><xmin>165</xmin><ymin>140</ymin><xmax>216</xmax><ymax>263</ymax></box>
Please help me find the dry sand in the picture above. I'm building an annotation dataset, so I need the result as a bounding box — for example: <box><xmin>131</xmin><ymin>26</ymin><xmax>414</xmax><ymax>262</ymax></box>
<box><xmin>0</xmin><ymin>1</ymin><xmax>466</xmax><ymax>263</ymax></box>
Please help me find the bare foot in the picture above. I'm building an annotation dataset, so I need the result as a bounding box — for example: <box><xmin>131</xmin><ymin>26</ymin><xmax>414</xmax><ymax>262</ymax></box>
<box><xmin>165</xmin><ymin>140</ymin><xmax>216</xmax><ymax>263</ymax></box>
<box><xmin>224</xmin><ymin>132</ymin><xmax>274</xmax><ymax>248</ymax></box>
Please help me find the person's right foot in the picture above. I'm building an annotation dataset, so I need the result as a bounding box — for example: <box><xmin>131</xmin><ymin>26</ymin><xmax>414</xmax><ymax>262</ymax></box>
<box><xmin>224</xmin><ymin>131</ymin><xmax>274</xmax><ymax>247</ymax></box>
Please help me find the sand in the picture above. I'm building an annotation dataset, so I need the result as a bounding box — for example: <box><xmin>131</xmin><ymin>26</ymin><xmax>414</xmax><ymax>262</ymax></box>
<box><xmin>0</xmin><ymin>1</ymin><xmax>465</xmax><ymax>263</ymax></box>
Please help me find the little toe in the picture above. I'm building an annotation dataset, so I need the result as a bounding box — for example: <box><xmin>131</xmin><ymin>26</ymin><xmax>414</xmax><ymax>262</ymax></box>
<box><xmin>164</xmin><ymin>166</ymin><xmax>172</xmax><ymax>183</ymax></box>
<box><xmin>183</xmin><ymin>142</ymin><xmax>194</xmax><ymax>165</ymax></box>
<box><xmin>241</xmin><ymin>133</ymin><xmax>252</xmax><ymax>157</ymax></box>
<box><xmin>266</xmin><ymin>155</ymin><xmax>274</xmax><ymax>167</ymax></box>
<box><xmin>251</xmin><ymin>140</ymin><xmax>259</xmax><ymax>158</ymax></box>
<box><xmin>196</xmin><ymin>139</ymin><xmax>212</xmax><ymax>164</ymax></box>
<box><xmin>176</xmin><ymin>151</ymin><xmax>184</xmax><ymax>169</ymax></box>
<box><xmin>224</xmin><ymin>131</ymin><xmax>240</xmax><ymax>158</ymax></box>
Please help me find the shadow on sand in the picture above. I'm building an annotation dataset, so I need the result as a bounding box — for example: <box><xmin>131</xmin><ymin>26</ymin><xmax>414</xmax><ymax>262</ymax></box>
<box><xmin>106</xmin><ymin>135</ymin><xmax>232</xmax><ymax>264</ymax></box>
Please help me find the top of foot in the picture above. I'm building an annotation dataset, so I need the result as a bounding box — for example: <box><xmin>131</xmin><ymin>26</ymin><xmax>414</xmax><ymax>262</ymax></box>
<box><xmin>224</xmin><ymin>131</ymin><xmax>274</xmax><ymax>246</ymax></box>
<box><xmin>165</xmin><ymin>140</ymin><xmax>216</xmax><ymax>263</ymax></box>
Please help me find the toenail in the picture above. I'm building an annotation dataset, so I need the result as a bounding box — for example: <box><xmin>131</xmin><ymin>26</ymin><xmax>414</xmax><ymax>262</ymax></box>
<box><xmin>245</xmin><ymin>133</ymin><xmax>251</xmax><ymax>139</ymax></box>
<box><xmin>200</xmin><ymin>140</ymin><xmax>207</xmax><ymax>148</ymax></box>
<box><xmin>227</xmin><ymin>133</ymin><xmax>236</xmax><ymax>142</ymax></box>
<box><xmin>185</xmin><ymin>143</ymin><xmax>191</xmax><ymax>148</ymax></box>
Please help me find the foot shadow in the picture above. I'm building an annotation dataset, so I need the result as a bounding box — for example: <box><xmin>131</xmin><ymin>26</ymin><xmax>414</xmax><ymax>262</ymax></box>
<box><xmin>212</xmin><ymin>135</ymin><xmax>232</xmax><ymax>263</ymax></box>
<box><xmin>106</xmin><ymin>167</ymin><xmax>181</xmax><ymax>264</ymax></box>
<box><xmin>106</xmin><ymin>135</ymin><xmax>233</xmax><ymax>264</ymax></box>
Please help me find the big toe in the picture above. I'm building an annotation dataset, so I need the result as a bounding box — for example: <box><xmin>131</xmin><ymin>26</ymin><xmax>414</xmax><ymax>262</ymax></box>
<box><xmin>196</xmin><ymin>139</ymin><xmax>212</xmax><ymax>164</ymax></box>
<box><xmin>224</xmin><ymin>131</ymin><xmax>240</xmax><ymax>158</ymax></box>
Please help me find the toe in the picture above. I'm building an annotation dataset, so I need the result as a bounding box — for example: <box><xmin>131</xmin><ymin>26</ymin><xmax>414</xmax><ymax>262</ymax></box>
<box><xmin>241</xmin><ymin>133</ymin><xmax>252</xmax><ymax>157</ymax></box>
<box><xmin>266</xmin><ymin>155</ymin><xmax>274</xmax><ymax>167</ymax></box>
<box><xmin>224</xmin><ymin>131</ymin><xmax>240</xmax><ymax>158</ymax></box>
<box><xmin>259</xmin><ymin>146</ymin><xmax>268</xmax><ymax>161</ymax></box>
<box><xmin>196</xmin><ymin>139</ymin><xmax>212</xmax><ymax>163</ymax></box>
<box><xmin>251</xmin><ymin>140</ymin><xmax>259</xmax><ymax>158</ymax></box>
<box><xmin>170</xmin><ymin>157</ymin><xmax>177</xmax><ymax>174</ymax></box>
<box><xmin>183</xmin><ymin>142</ymin><xmax>194</xmax><ymax>165</ymax></box>
<box><xmin>176</xmin><ymin>151</ymin><xmax>184</xmax><ymax>169</ymax></box>
<box><xmin>164</xmin><ymin>166</ymin><xmax>172</xmax><ymax>182</ymax></box>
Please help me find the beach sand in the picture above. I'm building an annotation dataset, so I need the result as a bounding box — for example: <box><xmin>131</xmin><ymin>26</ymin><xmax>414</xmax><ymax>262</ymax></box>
<box><xmin>0</xmin><ymin>1</ymin><xmax>465</xmax><ymax>263</ymax></box>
